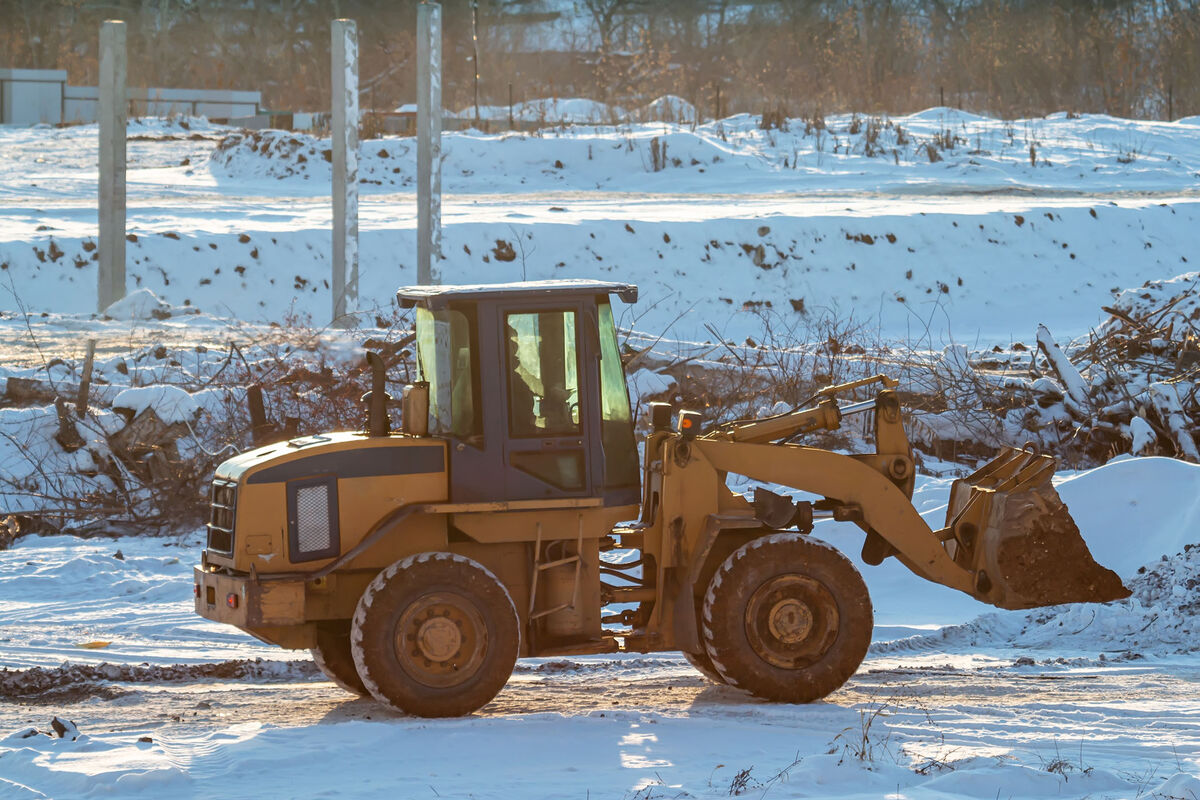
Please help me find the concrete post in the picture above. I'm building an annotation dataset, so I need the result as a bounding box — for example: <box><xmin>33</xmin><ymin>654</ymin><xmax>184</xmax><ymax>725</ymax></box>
<box><xmin>331</xmin><ymin>19</ymin><xmax>359</xmax><ymax>325</ymax></box>
<box><xmin>98</xmin><ymin>21</ymin><xmax>126</xmax><ymax>312</ymax></box>
<box><xmin>417</xmin><ymin>2</ymin><xmax>442</xmax><ymax>285</ymax></box>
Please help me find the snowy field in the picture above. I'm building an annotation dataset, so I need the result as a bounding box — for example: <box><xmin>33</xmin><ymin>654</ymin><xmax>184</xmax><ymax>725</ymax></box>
<box><xmin>3</xmin><ymin>459</ymin><xmax>1200</xmax><ymax>798</ymax></box>
<box><xmin>2</xmin><ymin>108</ymin><xmax>1200</xmax><ymax>798</ymax></box>
<box><xmin>2</xmin><ymin>109</ymin><xmax>1199</xmax><ymax>344</ymax></box>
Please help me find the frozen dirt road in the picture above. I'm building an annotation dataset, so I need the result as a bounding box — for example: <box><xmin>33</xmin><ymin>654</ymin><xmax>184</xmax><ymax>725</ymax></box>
<box><xmin>4</xmin><ymin>653</ymin><xmax>1199</xmax><ymax>799</ymax></box>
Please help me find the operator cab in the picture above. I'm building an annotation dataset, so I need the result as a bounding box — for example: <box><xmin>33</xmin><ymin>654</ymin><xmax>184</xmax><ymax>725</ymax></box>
<box><xmin>397</xmin><ymin>280</ymin><xmax>641</xmax><ymax>506</ymax></box>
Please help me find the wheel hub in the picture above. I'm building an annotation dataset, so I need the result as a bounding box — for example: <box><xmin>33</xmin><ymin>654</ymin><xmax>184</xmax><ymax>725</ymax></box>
<box><xmin>767</xmin><ymin>598</ymin><xmax>814</xmax><ymax>644</ymax></box>
<box><xmin>417</xmin><ymin>616</ymin><xmax>463</xmax><ymax>662</ymax></box>
<box><xmin>744</xmin><ymin>574</ymin><xmax>840</xmax><ymax>670</ymax></box>
<box><xmin>395</xmin><ymin>592</ymin><xmax>488</xmax><ymax>688</ymax></box>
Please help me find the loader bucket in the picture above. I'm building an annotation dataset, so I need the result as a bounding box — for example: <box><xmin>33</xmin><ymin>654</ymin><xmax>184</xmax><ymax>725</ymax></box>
<box><xmin>944</xmin><ymin>447</ymin><xmax>1130</xmax><ymax>610</ymax></box>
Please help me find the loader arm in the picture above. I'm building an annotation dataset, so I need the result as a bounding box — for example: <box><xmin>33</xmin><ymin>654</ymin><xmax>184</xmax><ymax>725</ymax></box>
<box><xmin>693</xmin><ymin>439</ymin><xmax>976</xmax><ymax>595</ymax></box>
<box><xmin>718</xmin><ymin>374</ymin><xmax>898</xmax><ymax>446</ymax></box>
<box><xmin>682</xmin><ymin>377</ymin><xmax>1127</xmax><ymax>611</ymax></box>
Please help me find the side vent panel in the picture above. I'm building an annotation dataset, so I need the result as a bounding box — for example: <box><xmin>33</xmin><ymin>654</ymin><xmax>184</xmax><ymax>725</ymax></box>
<box><xmin>286</xmin><ymin>477</ymin><xmax>340</xmax><ymax>562</ymax></box>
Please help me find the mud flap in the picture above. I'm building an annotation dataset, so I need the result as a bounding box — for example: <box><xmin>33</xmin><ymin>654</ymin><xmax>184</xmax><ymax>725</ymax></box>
<box><xmin>945</xmin><ymin>447</ymin><xmax>1130</xmax><ymax>609</ymax></box>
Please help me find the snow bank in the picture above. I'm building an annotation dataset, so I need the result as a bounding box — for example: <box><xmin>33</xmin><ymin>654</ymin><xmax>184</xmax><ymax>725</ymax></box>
<box><xmin>204</xmin><ymin>109</ymin><xmax>1200</xmax><ymax>196</ymax></box>
<box><xmin>5</xmin><ymin>110</ymin><xmax>1200</xmax><ymax>342</ymax></box>
<box><xmin>1057</xmin><ymin>457</ymin><xmax>1200</xmax><ymax>577</ymax></box>
<box><xmin>878</xmin><ymin>457</ymin><xmax>1200</xmax><ymax>655</ymax></box>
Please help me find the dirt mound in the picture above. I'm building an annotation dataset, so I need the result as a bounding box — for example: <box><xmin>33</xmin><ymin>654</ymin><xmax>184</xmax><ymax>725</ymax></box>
<box><xmin>0</xmin><ymin>658</ymin><xmax>319</xmax><ymax>701</ymax></box>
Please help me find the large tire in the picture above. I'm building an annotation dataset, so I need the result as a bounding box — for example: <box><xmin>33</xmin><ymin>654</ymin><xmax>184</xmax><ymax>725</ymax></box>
<box><xmin>682</xmin><ymin>649</ymin><xmax>727</xmax><ymax>684</ymax></box>
<box><xmin>311</xmin><ymin>621</ymin><xmax>368</xmax><ymax>696</ymax></box>
<box><xmin>701</xmin><ymin>533</ymin><xmax>872</xmax><ymax>703</ymax></box>
<box><xmin>351</xmin><ymin>552</ymin><xmax>520</xmax><ymax>717</ymax></box>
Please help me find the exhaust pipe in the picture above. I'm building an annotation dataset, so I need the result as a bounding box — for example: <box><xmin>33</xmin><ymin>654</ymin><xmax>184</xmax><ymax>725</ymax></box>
<box><xmin>363</xmin><ymin>351</ymin><xmax>391</xmax><ymax>437</ymax></box>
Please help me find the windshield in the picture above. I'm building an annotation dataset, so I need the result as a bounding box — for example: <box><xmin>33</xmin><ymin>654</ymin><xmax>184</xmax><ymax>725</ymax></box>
<box><xmin>415</xmin><ymin>307</ymin><xmax>478</xmax><ymax>437</ymax></box>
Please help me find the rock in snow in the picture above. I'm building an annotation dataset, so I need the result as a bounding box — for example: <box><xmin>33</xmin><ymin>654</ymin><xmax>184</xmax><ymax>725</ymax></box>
<box><xmin>111</xmin><ymin>385</ymin><xmax>199</xmax><ymax>425</ymax></box>
<box><xmin>49</xmin><ymin>717</ymin><xmax>79</xmax><ymax>740</ymax></box>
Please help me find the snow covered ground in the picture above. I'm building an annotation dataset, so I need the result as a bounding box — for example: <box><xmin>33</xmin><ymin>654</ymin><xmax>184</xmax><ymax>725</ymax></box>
<box><xmin>3</xmin><ymin>107</ymin><xmax>1200</xmax><ymax>798</ymax></box>
<box><xmin>2</xmin><ymin>110</ymin><xmax>1198</xmax><ymax>344</ymax></box>
<box><xmin>3</xmin><ymin>458</ymin><xmax>1200</xmax><ymax>798</ymax></box>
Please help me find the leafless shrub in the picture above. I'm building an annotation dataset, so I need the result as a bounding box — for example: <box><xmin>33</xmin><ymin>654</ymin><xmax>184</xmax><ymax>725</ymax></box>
<box><xmin>727</xmin><ymin>766</ymin><xmax>757</xmax><ymax>795</ymax></box>
<box><xmin>1</xmin><ymin>306</ymin><xmax>416</xmax><ymax>535</ymax></box>
<box><xmin>863</xmin><ymin>116</ymin><xmax>884</xmax><ymax>157</ymax></box>
<box><xmin>1040</xmin><ymin>740</ymin><xmax>1094</xmax><ymax>782</ymax></box>
<box><xmin>802</xmin><ymin>109</ymin><xmax>826</xmax><ymax>135</ymax></box>
<box><xmin>830</xmin><ymin>696</ymin><xmax>897</xmax><ymax>764</ymax></box>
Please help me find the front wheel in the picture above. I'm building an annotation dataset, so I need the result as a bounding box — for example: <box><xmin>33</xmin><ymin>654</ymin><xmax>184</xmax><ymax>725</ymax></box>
<box><xmin>311</xmin><ymin>620</ymin><xmax>368</xmax><ymax>696</ymax></box>
<box><xmin>351</xmin><ymin>552</ymin><xmax>520</xmax><ymax>717</ymax></box>
<box><xmin>701</xmin><ymin>534</ymin><xmax>872</xmax><ymax>703</ymax></box>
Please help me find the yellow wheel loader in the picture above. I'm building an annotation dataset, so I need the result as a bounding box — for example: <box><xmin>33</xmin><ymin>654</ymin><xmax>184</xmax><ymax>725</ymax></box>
<box><xmin>194</xmin><ymin>280</ymin><xmax>1128</xmax><ymax>717</ymax></box>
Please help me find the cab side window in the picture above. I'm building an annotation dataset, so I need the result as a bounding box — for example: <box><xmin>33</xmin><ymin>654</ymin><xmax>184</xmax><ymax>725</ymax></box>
<box><xmin>505</xmin><ymin>311</ymin><xmax>580</xmax><ymax>438</ymax></box>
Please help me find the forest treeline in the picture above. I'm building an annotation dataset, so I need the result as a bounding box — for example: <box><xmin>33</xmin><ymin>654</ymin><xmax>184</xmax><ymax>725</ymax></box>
<box><xmin>2</xmin><ymin>1</ymin><xmax>1197</xmax><ymax>120</ymax></box>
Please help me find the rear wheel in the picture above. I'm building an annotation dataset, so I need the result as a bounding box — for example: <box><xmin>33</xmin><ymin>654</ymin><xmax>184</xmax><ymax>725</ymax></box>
<box><xmin>701</xmin><ymin>534</ymin><xmax>872</xmax><ymax>703</ymax></box>
<box><xmin>682</xmin><ymin>649</ymin><xmax>726</xmax><ymax>684</ymax></box>
<box><xmin>311</xmin><ymin>621</ymin><xmax>367</xmax><ymax>696</ymax></box>
<box><xmin>351</xmin><ymin>552</ymin><xmax>520</xmax><ymax>718</ymax></box>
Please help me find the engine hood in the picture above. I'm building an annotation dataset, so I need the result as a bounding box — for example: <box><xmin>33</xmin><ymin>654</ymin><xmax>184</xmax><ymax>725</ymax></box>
<box><xmin>215</xmin><ymin>432</ymin><xmax>446</xmax><ymax>485</ymax></box>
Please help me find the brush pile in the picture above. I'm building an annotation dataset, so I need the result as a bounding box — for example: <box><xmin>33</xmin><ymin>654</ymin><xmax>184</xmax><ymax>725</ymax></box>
<box><xmin>993</xmin><ymin>271</ymin><xmax>1200</xmax><ymax>465</ymax></box>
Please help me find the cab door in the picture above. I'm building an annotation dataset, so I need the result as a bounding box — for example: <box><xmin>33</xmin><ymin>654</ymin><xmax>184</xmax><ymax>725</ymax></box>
<box><xmin>499</xmin><ymin>304</ymin><xmax>593</xmax><ymax>500</ymax></box>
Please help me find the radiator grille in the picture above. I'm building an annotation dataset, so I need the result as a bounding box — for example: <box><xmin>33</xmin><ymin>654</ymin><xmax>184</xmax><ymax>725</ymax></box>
<box><xmin>206</xmin><ymin>480</ymin><xmax>236</xmax><ymax>553</ymax></box>
<box><xmin>294</xmin><ymin>484</ymin><xmax>333</xmax><ymax>554</ymax></box>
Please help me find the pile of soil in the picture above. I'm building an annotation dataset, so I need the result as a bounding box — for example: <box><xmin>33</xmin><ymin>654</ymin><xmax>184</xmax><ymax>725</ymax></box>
<box><xmin>0</xmin><ymin>658</ymin><xmax>319</xmax><ymax>702</ymax></box>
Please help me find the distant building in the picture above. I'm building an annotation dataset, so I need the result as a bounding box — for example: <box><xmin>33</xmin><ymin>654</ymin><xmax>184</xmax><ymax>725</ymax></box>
<box><xmin>0</xmin><ymin>67</ymin><xmax>260</xmax><ymax>125</ymax></box>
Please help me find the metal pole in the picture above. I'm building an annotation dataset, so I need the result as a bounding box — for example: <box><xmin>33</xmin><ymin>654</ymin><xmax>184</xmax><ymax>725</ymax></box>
<box><xmin>331</xmin><ymin>18</ymin><xmax>359</xmax><ymax>326</ymax></box>
<box><xmin>417</xmin><ymin>2</ymin><xmax>443</xmax><ymax>285</ymax></box>
<box><xmin>471</xmin><ymin>0</ymin><xmax>481</xmax><ymax>125</ymax></box>
<box><xmin>98</xmin><ymin>20</ymin><xmax>126</xmax><ymax>312</ymax></box>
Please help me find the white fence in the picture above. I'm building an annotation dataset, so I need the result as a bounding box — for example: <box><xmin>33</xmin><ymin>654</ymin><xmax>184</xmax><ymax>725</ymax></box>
<box><xmin>0</xmin><ymin>68</ymin><xmax>260</xmax><ymax>125</ymax></box>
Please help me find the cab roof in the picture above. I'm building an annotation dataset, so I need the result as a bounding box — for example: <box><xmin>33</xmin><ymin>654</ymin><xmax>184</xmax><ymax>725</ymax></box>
<box><xmin>397</xmin><ymin>279</ymin><xmax>638</xmax><ymax>309</ymax></box>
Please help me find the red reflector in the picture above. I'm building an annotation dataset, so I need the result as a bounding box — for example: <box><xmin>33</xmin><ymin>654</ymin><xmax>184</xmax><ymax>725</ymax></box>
<box><xmin>226</xmin><ymin>593</ymin><xmax>239</xmax><ymax>609</ymax></box>
<box><xmin>194</xmin><ymin>584</ymin><xmax>200</xmax><ymax>598</ymax></box>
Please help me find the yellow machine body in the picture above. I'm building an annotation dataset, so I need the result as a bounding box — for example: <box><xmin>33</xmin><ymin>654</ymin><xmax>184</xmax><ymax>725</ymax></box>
<box><xmin>194</xmin><ymin>281</ymin><xmax>1127</xmax><ymax>715</ymax></box>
